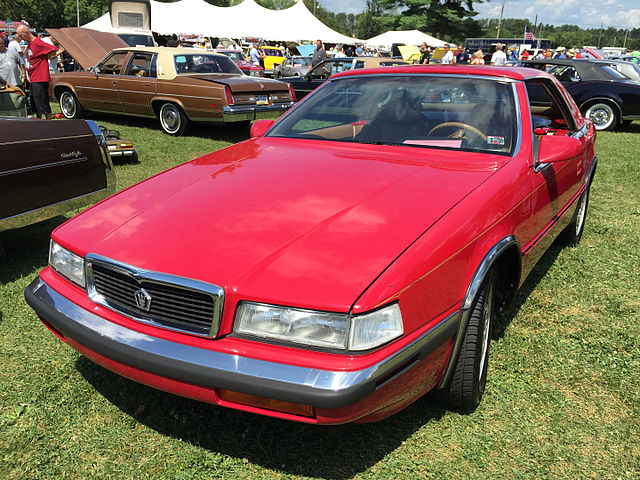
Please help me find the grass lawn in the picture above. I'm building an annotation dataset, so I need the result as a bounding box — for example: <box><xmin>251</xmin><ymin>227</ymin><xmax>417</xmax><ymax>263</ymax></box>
<box><xmin>0</xmin><ymin>113</ymin><xmax>638</xmax><ymax>480</ymax></box>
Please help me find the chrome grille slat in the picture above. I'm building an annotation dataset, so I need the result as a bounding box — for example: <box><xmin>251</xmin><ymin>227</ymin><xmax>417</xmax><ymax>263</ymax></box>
<box><xmin>87</xmin><ymin>258</ymin><xmax>223</xmax><ymax>337</ymax></box>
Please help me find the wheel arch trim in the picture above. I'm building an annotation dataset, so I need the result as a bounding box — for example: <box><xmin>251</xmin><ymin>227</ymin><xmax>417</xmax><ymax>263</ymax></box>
<box><xmin>579</xmin><ymin>97</ymin><xmax>623</xmax><ymax>119</ymax></box>
<box><xmin>437</xmin><ymin>234</ymin><xmax>520</xmax><ymax>389</ymax></box>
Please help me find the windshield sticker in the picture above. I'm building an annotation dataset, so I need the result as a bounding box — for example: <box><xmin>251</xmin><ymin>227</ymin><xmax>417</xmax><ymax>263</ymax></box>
<box><xmin>487</xmin><ymin>136</ymin><xmax>505</xmax><ymax>145</ymax></box>
<box><xmin>175</xmin><ymin>56</ymin><xmax>186</xmax><ymax>63</ymax></box>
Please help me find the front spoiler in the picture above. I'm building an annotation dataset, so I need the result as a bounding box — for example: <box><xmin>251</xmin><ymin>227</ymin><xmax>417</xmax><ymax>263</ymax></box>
<box><xmin>25</xmin><ymin>276</ymin><xmax>457</xmax><ymax>409</ymax></box>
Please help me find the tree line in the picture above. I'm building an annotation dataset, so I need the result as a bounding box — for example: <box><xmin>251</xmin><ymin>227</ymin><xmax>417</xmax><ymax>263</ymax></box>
<box><xmin>1</xmin><ymin>0</ymin><xmax>639</xmax><ymax>50</ymax></box>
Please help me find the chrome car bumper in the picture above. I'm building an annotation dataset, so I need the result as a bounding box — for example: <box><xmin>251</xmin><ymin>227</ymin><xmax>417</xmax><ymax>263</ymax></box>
<box><xmin>25</xmin><ymin>276</ymin><xmax>458</xmax><ymax>409</ymax></box>
<box><xmin>222</xmin><ymin>102</ymin><xmax>295</xmax><ymax>122</ymax></box>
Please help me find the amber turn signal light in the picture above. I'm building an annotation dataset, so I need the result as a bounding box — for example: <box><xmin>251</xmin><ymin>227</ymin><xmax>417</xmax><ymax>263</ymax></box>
<box><xmin>218</xmin><ymin>389</ymin><xmax>314</xmax><ymax>417</ymax></box>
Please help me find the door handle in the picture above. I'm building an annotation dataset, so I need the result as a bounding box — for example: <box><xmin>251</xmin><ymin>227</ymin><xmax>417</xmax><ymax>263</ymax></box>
<box><xmin>112</xmin><ymin>81</ymin><xmax>118</xmax><ymax>85</ymax></box>
<box><xmin>143</xmin><ymin>83</ymin><xmax>151</xmax><ymax>87</ymax></box>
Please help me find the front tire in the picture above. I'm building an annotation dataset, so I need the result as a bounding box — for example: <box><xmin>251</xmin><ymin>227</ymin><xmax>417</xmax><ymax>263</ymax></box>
<box><xmin>563</xmin><ymin>186</ymin><xmax>589</xmax><ymax>245</ymax></box>
<box><xmin>584</xmin><ymin>101</ymin><xmax>618</xmax><ymax>131</ymax></box>
<box><xmin>158</xmin><ymin>102</ymin><xmax>190</xmax><ymax>135</ymax></box>
<box><xmin>438</xmin><ymin>272</ymin><xmax>495</xmax><ymax>411</ymax></box>
<box><xmin>59</xmin><ymin>90</ymin><xmax>84</xmax><ymax>119</ymax></box>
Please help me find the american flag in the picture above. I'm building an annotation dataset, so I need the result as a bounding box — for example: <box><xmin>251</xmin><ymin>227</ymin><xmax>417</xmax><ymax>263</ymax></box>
<box><xmin>524</xmin><ymin>25</ymin><xmax>536</xmax><ymax>40</ymax></box>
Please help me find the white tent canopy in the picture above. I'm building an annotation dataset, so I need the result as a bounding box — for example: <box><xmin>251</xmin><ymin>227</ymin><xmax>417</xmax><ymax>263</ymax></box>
<box><xmin>83</xmin><ymin>0</ymin><xmax>362</xmax><ymax>44</ymax></box>
<box><xmin>366</xmin><ymin>30</ymin><xmax>446</xmax><ymax>49</ymax></box>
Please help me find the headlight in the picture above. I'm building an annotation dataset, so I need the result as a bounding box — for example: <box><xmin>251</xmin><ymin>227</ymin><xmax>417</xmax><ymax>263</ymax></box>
<box><xmin>249</xmin><ymin>70</ymin><xmax>260</xmax><ymax>77</ymax></box>
<box><xmin>235</xmin><ymin>302</ymin><xmax>403</xmax><ymax>351</ymax></box>
<box><xmin>49</xmin><ymin>240</ymin><xmax>85</xmax><ymax>288</ymax></box>
<box><xmin>349</xmin><ymin>304</ymin><xmax>403</xmax><ymax>351</ymax></box>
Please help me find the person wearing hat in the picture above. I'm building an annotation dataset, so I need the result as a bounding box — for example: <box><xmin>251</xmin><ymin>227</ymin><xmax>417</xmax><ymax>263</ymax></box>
<box><xmin>554</xmin><ymin>46</ymin><xmax>567</xmax><ymax>59</ymax></box>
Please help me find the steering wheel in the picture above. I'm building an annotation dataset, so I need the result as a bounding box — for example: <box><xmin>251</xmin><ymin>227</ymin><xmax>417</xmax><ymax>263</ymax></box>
<box><xmin>428</xmin><ymin>122</ymin><xmax>487</xmax><ymax>143</ymax></box>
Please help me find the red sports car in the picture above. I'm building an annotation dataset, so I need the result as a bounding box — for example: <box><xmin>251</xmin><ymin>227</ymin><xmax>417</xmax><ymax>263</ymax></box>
<box><xmin>25</xmin><ymin>66</ymin><xmax>596</xmax><ymax>424</ymax></box>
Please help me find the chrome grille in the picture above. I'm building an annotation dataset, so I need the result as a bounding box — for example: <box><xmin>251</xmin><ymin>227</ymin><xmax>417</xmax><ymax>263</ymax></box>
<box><xmin>86</xmin><ymin>255</ymin><xmax>224</xmax><ymax>337</ymax></box>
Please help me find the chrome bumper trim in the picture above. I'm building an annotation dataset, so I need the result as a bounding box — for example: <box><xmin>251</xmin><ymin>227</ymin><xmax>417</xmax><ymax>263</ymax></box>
<box><xmin>25</xmin><ymin>276</ymin><xmax>458</xmax><ymax>409</ymax></box>
<box><xmin>222</xmin><ymin>102</ymin><xmax>294</xmax><ymax>122</ymax></box>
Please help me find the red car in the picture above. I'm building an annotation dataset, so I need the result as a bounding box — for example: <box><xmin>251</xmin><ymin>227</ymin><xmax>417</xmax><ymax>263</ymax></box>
<box><xmin>212</xmin><ymin>49</ymin><xmax>263</xmax><ymax>77</ymax></box>
<box><xmin>25</xmin><ymin>66</ymin><xmax>596</xmax><ymax>424</ymax></box>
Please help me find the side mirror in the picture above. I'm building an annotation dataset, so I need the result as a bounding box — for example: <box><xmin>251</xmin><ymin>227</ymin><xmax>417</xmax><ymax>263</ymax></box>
<box><xmin>250</xmin><ymin>119</ymin><xmax>275</xmax><ymax>138</ymax></box>
<box><xmin>537</xmin><ymin>134</ymin><xmax>582</xmax><ymax>165</ymax></box>
<box><xmin>89</xmin><ymin>66</ymin><xmax>100</xmax><ymax>77</ymax></box>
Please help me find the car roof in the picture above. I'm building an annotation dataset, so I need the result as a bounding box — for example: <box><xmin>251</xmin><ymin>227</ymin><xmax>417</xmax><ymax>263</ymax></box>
<box><xmin>332</xmin><ymin>64</ymin><xmax>550</xmax><ymax>81</ymax></box>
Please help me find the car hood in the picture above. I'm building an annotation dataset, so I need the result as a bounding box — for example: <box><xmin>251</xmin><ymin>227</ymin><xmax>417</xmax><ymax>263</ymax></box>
<box><xmin>192</xmin><ymin>74</ymin><xmax>287</xmax><ymax>92</ymax></box>
<box><xmin>46</xmin><ymin>27</ymin><xmax>128</xmax><ymax>70</ymax></box>
<box><xmin>55</xmin><ymin>138</ymin><xmax>504</xmax><ymax>311</ymax></box>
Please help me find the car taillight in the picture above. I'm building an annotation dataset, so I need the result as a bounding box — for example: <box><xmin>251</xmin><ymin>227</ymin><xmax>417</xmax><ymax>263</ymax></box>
<box><xmin>288</xmin><ymin>83</ymin><xmax>296</xmax><ymax>102</ymax></box>
<box><xmin>224</xmin><ymin>85</ymin><xmax>234</xmax><ymax>105</ymax></box>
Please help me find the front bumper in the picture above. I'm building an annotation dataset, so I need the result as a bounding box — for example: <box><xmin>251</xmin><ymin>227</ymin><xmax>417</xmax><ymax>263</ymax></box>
<box><xmin>222</xmin><ymin>102</ymin><xmax>294</xmax><ymax>122</ymax></box>
<box><xmin>25</xmin><ymin>276</ymin><xmax>457</xmax><ymax>413</ymax></box>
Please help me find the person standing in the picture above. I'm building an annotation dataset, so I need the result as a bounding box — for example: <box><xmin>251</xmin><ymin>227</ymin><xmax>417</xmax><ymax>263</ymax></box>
<box><xmin>441</xmin><ymin>43</ymin><xmax>454</xmax><ymax>64</ymax></box>
<box><xmin>166</xmin><ymin>34</ymin><xmax>178</xmax><ymax>47</ymax></box>
<box><xmin>419</xmin><ymin>42</ymin><xmax>430</xmax><ymax>64</ymax></box>
<box><xmin>334</xmin><ymin>45</ymin><xmax>347</xmax><ymax>58</ymax></box>
<box><xmin>8</xmin><ymin>35</ymin><xmax>27</xmax><ymax>86</ymax></box>
<box><xmin>311</xmin><ymin>39</ymin><xmax>326</xmax><ymax>67</ymax></box>
<box><xmin>490</xmin><ymin>43</ymin><xmax>507</xmax><ymax>66</ymax></box>
<box><xmin>249</xmin><ymin>43</ymin><xmax>261</xmax><ymax>66</ymax></box>
<box><xmin>15</xmin><ymin>25</ymin><xmax>60</xmax><ymax>119</ymax></box>
<box><xmin>455</xmin><ymin>44</ymin><xmax>469</xmax><ymax>64</ymax></box>
<box><xmin>470</xmin><ymin>50</ymin><xmax>485</xmax><ymax>65</ymax></box>
<box><xmin>0</xmin><ymin>40</ymin><xmax>22</xmax><ymax>86</ymax></box>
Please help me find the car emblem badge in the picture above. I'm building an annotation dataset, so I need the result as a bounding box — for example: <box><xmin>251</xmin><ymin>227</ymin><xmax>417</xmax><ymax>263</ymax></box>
<box><xmin>134</xmin><ymin>288</ymin><xmax>152</xmax><ymax>311</ymax></box>
<box><xmin>260</xmin><ymin>83</ymin><xmax>264</xmax><ymax>90</ymax></box>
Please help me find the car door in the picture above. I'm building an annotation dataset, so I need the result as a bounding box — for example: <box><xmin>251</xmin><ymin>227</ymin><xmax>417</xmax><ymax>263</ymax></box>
<box><xmin>524</xmin><ymin>77</ymin><xmax>590</xmax><ymax>267</ymax></box>
<box><xmin>0</xmin><ymin>118</ymin><xmax>108</xmax><ymax>228</ymax></box>
<box><xmin>78</xmin><ymin>51</ymin><xmax>129</xmax><ymax>113</ymax></box>
<box><xmin>118</xmin><ymin>52</ymin><xmax>157</xmax><ymax>116</ymax></box>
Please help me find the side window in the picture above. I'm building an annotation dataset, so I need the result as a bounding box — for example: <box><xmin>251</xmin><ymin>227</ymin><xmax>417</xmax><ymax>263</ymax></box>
<box><xmin>98</xmin><ymin>52</ymin><xmax>129</xmax><ymax>75</ymax></box>
<box><xmin>355</xmin><ymin>60</ymin><xmax>365</xmax><ymax>69</ymax></box>
<box><xmin>548</xmin><ymin>65</ymin><xmax>581</xmax><ymax>83</ymax></box>
<box><xmin>124</xmin><ymin>53</ymin><xmax>156</xmax><ymax>78</ymax></box>
<box><xmin>526</xmin><ymin>78</ymin><xmax>577</xmax><ymax>134</ymax></box>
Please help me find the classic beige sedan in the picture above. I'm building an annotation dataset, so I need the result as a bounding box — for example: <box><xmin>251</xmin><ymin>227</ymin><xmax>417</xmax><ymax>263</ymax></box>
<box><xmin>48</xmin><ymin>28</ymin><xmax>295</xmax><ymax>135</ymax></box>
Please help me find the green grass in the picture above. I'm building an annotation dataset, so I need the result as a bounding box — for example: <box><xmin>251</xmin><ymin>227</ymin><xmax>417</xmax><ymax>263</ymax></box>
<box><xmin>1</xmin><ymin>115</ymin><xmax>639</xmax><ymax>480</ymax></box>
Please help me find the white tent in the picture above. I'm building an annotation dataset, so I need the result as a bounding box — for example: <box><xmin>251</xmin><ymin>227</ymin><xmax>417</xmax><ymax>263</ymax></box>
<box><xmin>83</xmin><ymin>0</ymin><xmax>362</xmax><ymax>44</ymax></box>
<box><xmin>366</xmin><ymin>30</ymin><xmax>446</xmax><ymax>49</ymax></box>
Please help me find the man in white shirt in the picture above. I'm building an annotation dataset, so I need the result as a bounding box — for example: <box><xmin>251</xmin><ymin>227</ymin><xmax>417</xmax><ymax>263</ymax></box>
<box><xmin>490</xmin><ymin>43</ymin><xmax>507</xmax><ymax>66</ymax></box>
<box><xmin>441</xmin><ymin>43</ymin><xmax>454</xmax><ymax>64</ymax></box>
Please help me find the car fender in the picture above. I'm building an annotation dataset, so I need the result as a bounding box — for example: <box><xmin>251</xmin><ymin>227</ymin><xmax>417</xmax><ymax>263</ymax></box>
<box><xmin>52</xmin><ymin>82</ymin><xmax>80</xmax><ymax>101</ymax></box>
<box><xmin>150</xmin><ymin>96</ymin><xmax>188</xmax><ymax>116</ymax></box>
<box><xmin>436</xmin><ymin>235</ymin><xmax>520</xmax><ymax>389</ymax></box>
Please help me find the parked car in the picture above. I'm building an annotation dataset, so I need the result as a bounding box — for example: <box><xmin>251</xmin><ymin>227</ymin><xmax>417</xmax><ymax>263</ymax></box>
<box><xmin>0</xmin><ymin>117</ymin><xmax>115</xmax><ymax>234</ymax></box>
<box><xmin>0</xmin><ymin>79</ymin><xmax>28</xmax><ymax>117</ymax></box>
<box><xmin>590</xmin><ymin>58</ymin><xmax>640</xmax><ymax>82</ymax></box>
<box><xmin>282</xmin><ymin>57</ymin><xmax>408</xmax><ymax>99</ymax></box>
<box><xmin>522</xmin><ymin>58</ymin><xmax>640</xmax><ymax>130</ymax></box>
<box><xmin>100</xmin><ymin>126</ymin><xmax>138</xmax><ymax>162</ymax></box>
<box><xmin>273</xmin><ymin>56</ymin><xmax>312</xmax><ymax>78</ymax></box>
<box><xmin>260</xmin><ymin>47</ymin><xmax>286</xmax><ymax>76</ymax></box>
<box><xmin>212</xmin><ymin>49</ymin><xmax>263</xmax><ymax>77</ymax></box>
<box><xmin>25</xmin><ymin>65</ymin><xmax>596</xmax><ymax>425</ymax></box>
<box><xmin>47</xmin><ymin>27</ymin><xmax>295</xmax><ymax>135</ymax></box>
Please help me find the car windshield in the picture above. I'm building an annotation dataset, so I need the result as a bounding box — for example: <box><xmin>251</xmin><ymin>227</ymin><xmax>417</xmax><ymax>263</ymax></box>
<box><xmin>268</xmin><ymin>75</ymin><xmax>517</xmax><ymax>155</ymax></box>
<box><xmin>292</xmin><ymin>57</ymin><xmax>312</xmax><ymax>67</ymax></box>
<box><xmin>173</xmin><ymin>54</ymin><xmax>242</xmax><ymax>74</ymax></box>
<box><xmin>217</xmin><ymin>51</ymin><xmax>244</xmax><ymax>62</ymax></box>
<box><xmin>599</xmin><ymin>64</ymin><xmax>629</xmax><ymax>79</ymax></box>
<box><xmin>117</xmin><ymin>34</ymin><xmax>155</xmax><ymax>47</ymax></box>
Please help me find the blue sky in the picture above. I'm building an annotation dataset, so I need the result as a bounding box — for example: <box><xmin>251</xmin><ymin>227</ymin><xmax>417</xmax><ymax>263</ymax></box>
<box><xmin>320</xmin><ymin>0</ymin><xmax>640</xmax><ymax>30</ymax></box>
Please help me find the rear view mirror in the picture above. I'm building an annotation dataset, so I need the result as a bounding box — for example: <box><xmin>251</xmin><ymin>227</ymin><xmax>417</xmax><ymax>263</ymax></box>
<box><xmin>250</xmin><ymin>119</ymin><xmax>275</xmax><ymax>138</ymax></box>
<box><xmin>537</xmin><ymin>134</ymin><xmax>582</xmax><ymax>165</ymax></box>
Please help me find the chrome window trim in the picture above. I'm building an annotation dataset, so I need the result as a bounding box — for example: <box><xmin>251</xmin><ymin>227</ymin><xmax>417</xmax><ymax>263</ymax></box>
<box><xmin>85</xmin><ymin>254</ymin><xmax>225</xmax><ymax>338</ymax></box>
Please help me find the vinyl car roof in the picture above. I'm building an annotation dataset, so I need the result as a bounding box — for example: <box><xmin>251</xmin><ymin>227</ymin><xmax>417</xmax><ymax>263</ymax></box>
<box><xmin>522</xmin><ymin>59</ymin><xmax>619</xmax><ymax>81</ymax></box>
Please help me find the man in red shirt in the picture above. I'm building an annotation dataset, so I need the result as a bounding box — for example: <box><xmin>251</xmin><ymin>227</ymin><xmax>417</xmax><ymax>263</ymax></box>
<box><xmin>16</xmin><ymin>25</ymin><xmax>62</xmax><ymax>120</ymax></box>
